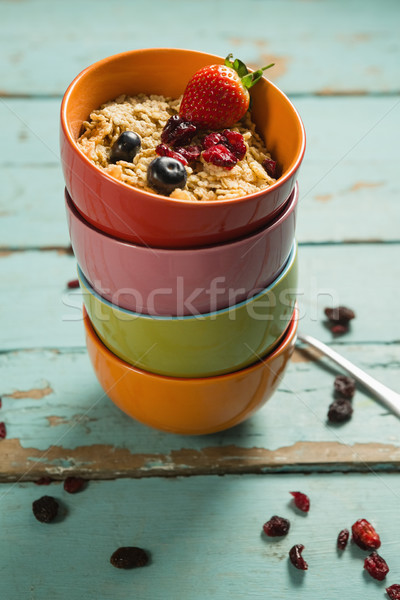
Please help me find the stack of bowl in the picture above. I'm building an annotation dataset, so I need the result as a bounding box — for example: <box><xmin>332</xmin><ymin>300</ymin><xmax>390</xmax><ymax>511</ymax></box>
<box><xmin>60</xmin><ymin>49</ymin><xmax>306</xmax><ymax>434</ymax></box>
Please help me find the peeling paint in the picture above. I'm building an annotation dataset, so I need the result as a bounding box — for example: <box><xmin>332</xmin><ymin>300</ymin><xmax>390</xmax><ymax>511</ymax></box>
<box><xmin>46</xmin><ymin>414</ymin><xmax>98</xmax><ymax>432</ymax></box>
<box><xmin>1</xmin><ymin>438</ymin><xmax>400</xmax><ymax>481</ymax></box>
<box><xmin>291</xmin><ymin>349</ymin><xmax>314</xmax><ymax>363</ymax></box>
<box><xmin>316</xmin><ymin>88</ymin><xmax>368</xmax><ymax>96</ymax></box>
<box><xmin>292</xmin><ymin>347</ymin><xmax>322</xmax><ymax>363</ymax></box>
<box><xmin>4</xmin><ymin>385</ymin><xmax>53</xmax><ymax>400</ymax></box>
<box><xmin>349</xmin><ymin>181</ymin><xmax>384</xmax><ymax>192</ymax></box>
<box><xmin>58</xmin><ymin>246</ymin><xmax>74</xmax><ymax>255</ymax></box>
<box><xmin>251</xmin><ymin>54</ymin><xmax>290</xmax><ymax>79</ymax></box>
<box><xmin>342</xmin><ymin>237</ymin><xmax>383</xmax><ymax>244</ymax></box>
<box><xmin>228</xmin><ymin>37</ymin><xmax>244</xmax><ymax>47</ymax></box>
<box><xmin>254</xmin><ymin>39</ymin><xmax>269</xmax><ymax>49</ymax></box>
<box><xmin>314</xmin><ymin>194</ymin><xmax>333</xmax><ymax>202</ymax></box>
<box><xmin>46</xmin><ymin>415</ymin><xmax>69</xmax><ymax>427</ymax></box>
<box><xmin>338</xmin><ymin>32</ymin><xmax>373</xmax><ymax>44</ymax></box>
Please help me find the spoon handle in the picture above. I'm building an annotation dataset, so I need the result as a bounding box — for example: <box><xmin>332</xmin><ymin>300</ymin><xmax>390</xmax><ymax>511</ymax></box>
<box><xmin>297</xmin><ymin>333</ymin><xmax>400</xmax><ymax>419</ymax></box>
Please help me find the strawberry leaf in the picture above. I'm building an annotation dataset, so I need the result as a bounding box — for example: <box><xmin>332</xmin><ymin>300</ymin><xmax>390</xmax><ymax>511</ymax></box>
<box><xmin>241</xmin><ymin>63</ymin><xmax>274</xmax><ymax>89</ymax></box>
<box><xmin>233</xmin><ymin>58</ymin><xmax>249</xmax><ymax>77</ymax></box>
<box><xmin>224</xmin><ymin>54</ymin><xmax>235</xmax><ymax>69</ymax></box>
<box><xmin>224</xmin><ymin>54</ymin><xmax>249</xmax><ymax>77</ymax></box>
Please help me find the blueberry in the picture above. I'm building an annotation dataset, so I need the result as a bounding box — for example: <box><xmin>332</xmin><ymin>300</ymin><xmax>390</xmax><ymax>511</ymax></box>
<box><xmin>147</xmin><ymin>156</ymin><xmax>187</xmax><ymax>195</ymax></box>
<box><xmin>109</xmin><ymin>131</ymin><xmax>141</xmax><ymax>163</ymax></box>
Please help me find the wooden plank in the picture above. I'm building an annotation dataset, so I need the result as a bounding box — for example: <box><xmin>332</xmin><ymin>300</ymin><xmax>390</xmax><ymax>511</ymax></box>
<box><xmin>1</xmin><ymin>343</ymin><xmax>400</xmax><ymax>480</ymax></box>
<box><xmin>0</xmin><ymin>166</ymin><xmax>68</xmax><ymax>248</ymax></box>
<box><xmin>0</xmin><ymin>251</ymin><xmax>84</xmax><ymax>350</ymax></box>
<box><xmin>1</xmin><ymin>0</ymin><xmax>399</xmax><ymax>95</ymax></box>
<box><xmin>0</xmin><ymin>474</ymin><xmax>399</xmax><ymax>599</ymax></box>
<box><xmin>0</xmin><ymin>96</ymin><xmax>399</xmax><ymax>247</ymax></box>
<box><xmin>0</xmin><ymin>98</ymin><xmax>60</xmax><ymax>165</ymax></box>
<box><xmin>1</xmin><ymin>245</ymin><xmax>399</xmax><ymax>351</ymax></box>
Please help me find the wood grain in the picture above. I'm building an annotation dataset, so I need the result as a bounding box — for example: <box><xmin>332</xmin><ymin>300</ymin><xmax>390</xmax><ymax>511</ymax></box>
<box><xmin>1</xmin><ymin>0</ymin><xmax>399</xmax><ymax>95</ymax></box>
<box><xmin>1</xmin><ymin>1</ymin><xmax>400</xmax><ymax>597</ymax></box>
<box><xmin>1</xmin><ymin>343</ymin><xmax>399</xmax><ymax>479</ymax></box>
<box><xmin>1</xmin><ymin>474</ymin><xmax>399</xmax><ymax>599</ymax></box>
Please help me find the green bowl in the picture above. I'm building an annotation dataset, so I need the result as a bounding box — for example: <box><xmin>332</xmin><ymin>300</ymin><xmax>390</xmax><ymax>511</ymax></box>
<box><xmin>78</xmin><ymin>242</ymin><xmax>298</xmax><ymax>378</ymax></box>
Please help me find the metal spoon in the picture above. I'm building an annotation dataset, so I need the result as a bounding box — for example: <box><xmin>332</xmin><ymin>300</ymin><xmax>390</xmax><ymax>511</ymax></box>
<box><xmin>297</xmin><ymin>333</ymin><xmax>400</xmax><ymax>419</ymax></box>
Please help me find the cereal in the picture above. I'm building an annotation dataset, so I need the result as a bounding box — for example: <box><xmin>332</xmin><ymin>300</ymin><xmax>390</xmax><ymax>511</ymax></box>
<box><xmin>77</xmin><ymin>94</ymin><xmax>276</xmax><ymax>201</ymax></box>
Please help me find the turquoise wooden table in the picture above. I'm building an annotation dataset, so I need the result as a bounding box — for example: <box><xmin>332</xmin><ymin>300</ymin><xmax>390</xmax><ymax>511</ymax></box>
<box><xmin>1</xmin><ymin>1</ymin><xmax>400</xmax><ymax>598</ymax></box>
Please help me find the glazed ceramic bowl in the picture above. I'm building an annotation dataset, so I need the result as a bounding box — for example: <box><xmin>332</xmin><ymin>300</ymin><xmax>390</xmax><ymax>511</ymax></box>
<box><xmin>60</xmin><ymin>48</ymin><xmax>305</xmax><ymax>248</ymax></box>
<box><xmin>84</xmin><ymin>304</ymin><xmax>298</xmax><ymax>434</ymax></box>
<box><xmin>66</xmin><ymin>183</ymin><xmax>298</xmax><ymax>316</ymax></box>
<box><xmin>78</xmin><ymin>242</ymin><xmax>297</xmax><ymax>378</ymax></box>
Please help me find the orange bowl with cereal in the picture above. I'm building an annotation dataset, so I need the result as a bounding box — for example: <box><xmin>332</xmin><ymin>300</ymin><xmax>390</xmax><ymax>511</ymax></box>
<box><xmin>60</xmin><ymin>48</ymin><xmax>305</xmax><ymax>248</ymax></box>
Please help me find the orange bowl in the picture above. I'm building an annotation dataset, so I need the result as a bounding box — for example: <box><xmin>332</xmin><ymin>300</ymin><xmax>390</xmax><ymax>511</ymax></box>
<box><xmin>61</xmin><ymin>48</ymin><xmax>305</xmax><ymax>248</ymax></box>
<box><xmin>84</xmin><ymin>304</ymin><xmax>298</xmax><ymax>435</ymax></box>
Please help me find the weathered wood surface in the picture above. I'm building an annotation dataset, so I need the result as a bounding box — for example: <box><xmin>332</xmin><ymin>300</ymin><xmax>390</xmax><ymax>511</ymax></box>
<box><xmin>1</xmin><ymin>342</ymin><xmax>399</xmax><ymax>480</ymax></box>
<box><xmin>1</xmin><ymin>95</ymin><xmax>399</xmax><ymax>248</ymax></box>
<box><xmin>1</xmin><ymin>0</ymin><xmax>399</xmax><ymax>597</ymax></box>
<box><xmin>1</xmin><ymin>474</ymin><xmax>399</xmax><ymax>599</ymax></box>
<box><xmin>1</xmin><ymin>0</ymin><xmax>399</xmax><ymax>96</ymax></box>
<box><xmin>1</xmin><ymin>245</ymin><xmax>399</xmax><ymax>352</ymax></box>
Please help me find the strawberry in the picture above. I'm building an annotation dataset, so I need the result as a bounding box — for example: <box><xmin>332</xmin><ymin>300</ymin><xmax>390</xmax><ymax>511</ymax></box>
<box><xmin>179</xmin><ymin>54</ymin><xmax>274</xmax><ymax>130</ymax></box>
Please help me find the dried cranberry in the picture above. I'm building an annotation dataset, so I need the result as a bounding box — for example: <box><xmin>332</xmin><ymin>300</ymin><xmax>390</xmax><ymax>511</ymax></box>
<box><xmin>64</xmin><ymin>477</ymin><xmax>85</xmax><ymax>494</ymax></box>
<box><xmin>0</xmin><ymin>422</ymin><xmax>6</xmax><ymax>439</ymax></box>
<box><xmin>334</xmin><ymin>375</ymin><xmax>356</xmax><ymax>400</ymax></box>
<box><xmin>263</xmin><ymin>515</ymin><xmax>290</xmax><ymax>537</ymax></box>
<box><xmin>161</xmin><ymin>115</ymin><xmax>197</xmax><ymax>146</ymax></box>
<box><xmin>262</xmin><ymin>158</ymin><xmax>278</xmax><ymax>178</ymax></box>
<box><xmin>352</xmin><ymin>518</ymin><xmax>381</xmax><ymax>551</ymax></box>
<box><xmin>331</xmin><ymin>324</ymin><xmax>349</xmax><ymax>336</ymax></box>
<box><xmin>328</xmin><ymin>398</ymin><xmax>353</xmax><ymax>423</ymax></box>
<box><xmin>290</xmin><ymin>491</ymin><xmax>310</xmax><ymax>513</ymax></box>
<box><xmin>202</xmin><ymin>144</ymin><xmax>237</xmax><ymax>169</ymax></box>
<box><xmin>32</xmin><ymin>495</ymin><xmax>59</xmax><ymax>523</ymax></box>
<box><xmin>222</xmin><ymin>130</ymin><xmax>246</xmax><ymax>160</ymax></box>
<box><xmin>364</xmin><ymin>551</ymin><xmax>389</xmax><ymax>581</ymax></box>
<box><xmin>337</xmin><ymin>528</ymin><xmax>350</xmax><ymax>550</ymax></box>
<box><xmin>34</xmin><ymin>477</ymin><xmax>52</xmax><ymax>486</ymax></box>
<box><xmin>156</xmin><ymin>143</ymin><xmax>188</xmax><ymax>166</ymax></box>
<box><xmin>67</xmin><ymin>279</ymin><xmax>79</xmax><ymax>289</ymax></box>
<box><xmin>325</xmin><ymin>306</ymin><xmax>355</xmax><ymax>325</ymax></box>
<box><xmin>202</xmin><ymin>130</ymin><xmax>246</xmax><ymax>161</ymax></box>
<box><xmin>289</xmin><ymin>544</ymin><xmax>308</xmax><ymax>570</ymax></box>
<box><xmin>110</xmin><ymin>547</ymin><xmax>149</xmax><ymax>569</ymax></box>
<box><xmin>174</xmin><ymin>145</ymin><xmax>202</xmax><ymax>162</ymax></box>
<box><xmin>203</xmin><ymin>132</ymin><xmax>227</xmax><ymax>149</ymax></box>
<box><xmin>387</xmin><ymin>584</ymin><xmax>400</xmax><ymax>599</ymax></box>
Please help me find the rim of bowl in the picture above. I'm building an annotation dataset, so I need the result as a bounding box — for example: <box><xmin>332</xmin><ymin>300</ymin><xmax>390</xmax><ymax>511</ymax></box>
<box><xmin>66</xmin><ymin>181</ymin><xmax>298</xmax><ymax>253</ymax></box>
<box><xmin>78</xmin><ymin>240</ymin><xmax>297</xmax><ymax>320</ymax></box>
<box><xmin>61</xmin><ymin>48</ymin><xmax>306</xmax><ymax>208</ymax></box>
<box><xmin>84</xmin><ymin>303</ymin><xmax>299</xmax><ymax>383</ymax></box>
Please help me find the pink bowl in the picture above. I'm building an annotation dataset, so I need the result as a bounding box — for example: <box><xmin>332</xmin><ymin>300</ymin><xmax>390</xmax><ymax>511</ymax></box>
<box><xmin>66</xmin><ymin>183</ymin><xmax>298</xmax><ymax>316</ymax></box>
<box><xmin>60</xmin><ymin>48</ymin><xmax>305</xmax><ymax>248</ymax></box>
